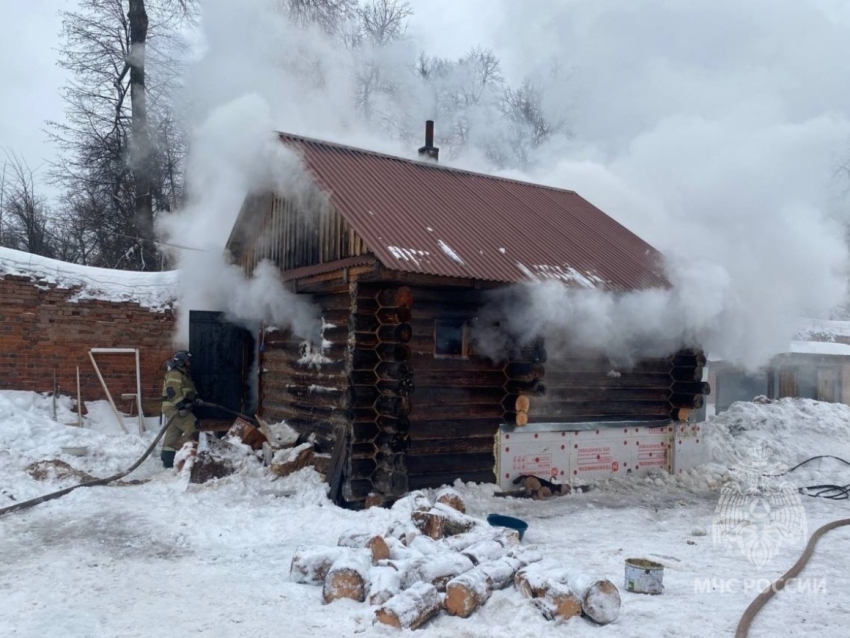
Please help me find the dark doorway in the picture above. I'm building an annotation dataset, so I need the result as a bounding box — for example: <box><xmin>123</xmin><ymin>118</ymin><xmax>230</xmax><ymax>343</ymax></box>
<box><xmin>189</xmin><ymin>311</ymin><xmax>255</xmax><ymax>423</ymax></box>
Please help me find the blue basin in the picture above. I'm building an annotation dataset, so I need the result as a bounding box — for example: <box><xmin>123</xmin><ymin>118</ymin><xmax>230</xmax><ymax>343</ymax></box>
<box><xmin>487</xmin><ymin>513</ymin><xmax>529</xmax><ymax>541</ymax></box>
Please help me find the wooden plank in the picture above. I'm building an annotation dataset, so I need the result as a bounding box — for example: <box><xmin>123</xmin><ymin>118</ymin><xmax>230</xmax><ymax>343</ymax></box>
<box><xmin>327</xmin><ymin>425</ymin><xmax>350</xmax><ymax>506</ymax></box>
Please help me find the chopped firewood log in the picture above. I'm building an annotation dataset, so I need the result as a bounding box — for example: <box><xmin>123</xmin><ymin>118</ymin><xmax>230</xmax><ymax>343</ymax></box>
<box><xmin>515</xmin><ymin>395</ymin><xmax>530</xmax><ymax>412</ymax></box>
<box><xmin>441</xmin><ymin>526</ymin><xmax>519</xmax><ymax>553</ymax></box>
<box><xmin>516</xmin><ymin>411</ymin><xmax>529</xmax><ymax>427</ymax></box>
<box><xmin>409</xmin><ymin>490</ymin><xmax>433</xmax><ymax>512</ymax></box>
<box><xmin>515</xmin><ymin>564</ymin><xmax>582</xmax><ymax>621</ymax></box>
<box><xmin>433</xmin><ymin>503</ymin><xmax>477</xmax><ymax>536</ymax></box>
<box><xmin>564</xmin><ymin>572</ymin><xmax>621</xmax><ymax>625</ymax></box>
<box><xmin>416</xmin><ymin>552</ymin><xmax>475</xmax><ymax>591</ymax></box>
<box><xmin>364</xmin><ymin>492</ymin><xmax>383</xmax><ymax>508</ymax></box>
<box><xmin>225</xmin><ymin>417</ymin><xmax>268</xmax><ymax>450</ymax></box>
<box><xmin>338</xmin><ymin>532</ymin><xmax>390</xmax><ymax>565</ymax></box>
<box><xmin>539</xmin><ymin>486</ymin><xmax>552</xmax><ymax>498</ymax></box>
<box><xmin>412</xmin><ymin>508</ymin><xmax>446</xmax><ymax>539</ymax></box>
<box><xmin>368</xmin><ymin>565</ymin><xmax>403</xmax><ymax>606</ymax></box>
<box><xmin>532</xmin><ymin>584</ymin><xmax>583</xmax><ymax>622</ymax></box>
<box><xmin>322</xmin><ymin>550</ymin><xmax>372</xmax><ymax>603</ymax></box>
<box><xmin>312</xmin><ymin>453</ymin><xmax>331</xmax><ymax>477</ymax></box>
<box><xmin>461</xmin><ymin>539</ymin><xmax>510</xmax><ymax>566</ymax></box>
<box><xmin>445</xmin><ymin>550</ymin><xmax>541</xmax><ymax>618</ymax></box>
<box><xmin>375</xmin><ymin>582</ymin><xmax>442</xmax><ymax>630</ymax></box>
<box><xmin>378</xmin><ymin>557</ymin><xmax>429</xmax><ymax>590</ymax></box>
<box><xmin>270</xmin><ymin>442</ymin><xmax>314</xmax><ymax>477</ymax></box>
<box><xmin>290</xmin><ymin>546</ymin><xmax>347</xmax><ymax>584</ymax></box>
<box><xmin>435</xmin><ymin>487</ymin><xmax>466</xmax><ymax>514</ymax></box>
<box><xmin>386</xmin><ymin>520</ymin><xmax>420</xmax><ymax>546</ymax></box>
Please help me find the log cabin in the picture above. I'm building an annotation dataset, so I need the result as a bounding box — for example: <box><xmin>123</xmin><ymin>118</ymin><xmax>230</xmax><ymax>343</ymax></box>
<box><xmin>225</xmin><ymin>122</ymin><xmax>709</xmax><ymax>507</ymax></box>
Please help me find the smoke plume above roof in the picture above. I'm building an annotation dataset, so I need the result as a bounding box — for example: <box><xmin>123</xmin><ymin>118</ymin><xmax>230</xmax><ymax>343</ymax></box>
<box><xmin>164</xmin><ymin>0</ymin><xmax>850</xmax><ymax>368</ymax></box>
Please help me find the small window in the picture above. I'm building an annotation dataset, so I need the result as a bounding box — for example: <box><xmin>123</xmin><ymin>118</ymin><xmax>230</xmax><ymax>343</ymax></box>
<box><xmin>435</xmin><ymin>319</ymin><xmax>468</xmax><ymax>357</ymax></box>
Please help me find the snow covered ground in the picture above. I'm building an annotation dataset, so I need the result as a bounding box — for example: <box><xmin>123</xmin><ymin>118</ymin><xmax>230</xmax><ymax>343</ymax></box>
<box><xmin>3</xmin><ymin>391</ymin><xmax>850</xmax><ymax>637</ymax></box>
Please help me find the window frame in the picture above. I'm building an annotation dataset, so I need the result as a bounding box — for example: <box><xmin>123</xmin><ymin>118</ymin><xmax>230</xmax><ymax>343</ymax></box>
<box><xmin>433</xmin><ymin>318</ymin><xmax>470</xmax><ymax>359</ymax></box>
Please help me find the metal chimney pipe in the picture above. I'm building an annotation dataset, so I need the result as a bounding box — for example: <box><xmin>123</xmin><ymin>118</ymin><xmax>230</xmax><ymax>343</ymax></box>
<box><xmin>418</xmin><ymin>120</ymin><xmax>439</xmax><ymax>162</ymax></box>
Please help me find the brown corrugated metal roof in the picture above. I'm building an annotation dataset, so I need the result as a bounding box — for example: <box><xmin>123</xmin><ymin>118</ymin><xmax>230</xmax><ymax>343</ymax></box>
<box><xmin>279</xmin><ymin>132</ymin><xmax>668</xmax><ymax>291</ymax></box>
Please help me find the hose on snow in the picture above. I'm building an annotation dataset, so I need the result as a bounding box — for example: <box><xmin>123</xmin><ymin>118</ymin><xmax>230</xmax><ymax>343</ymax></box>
<box><xmin>735</xmin><ymin>517</ymin><xmax>850</xmax><ymax>637</ymax></box>
<box><xmin>0</xmin><ymin>413</ymin><xmax>176</xmax><ymax>519</ymax></box>
<box><xmin>0</xmin><ymin>401</ymin><xmax>258</xmax><ymax>519</ymax></box>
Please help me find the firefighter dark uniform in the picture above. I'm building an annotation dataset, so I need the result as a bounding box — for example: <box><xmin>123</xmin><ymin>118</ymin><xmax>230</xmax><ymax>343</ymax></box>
<box><xmin>160</xmin><ymin>350</ymin><xmax>200</xmax><ymax>468</ymax></box>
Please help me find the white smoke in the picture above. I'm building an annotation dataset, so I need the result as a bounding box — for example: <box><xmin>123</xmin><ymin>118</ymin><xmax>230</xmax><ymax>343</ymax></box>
<box><xmin>162</xmin><ymin>0</ymin><xmax>850</xmax><ymax>371</ymax></box>
<box><xmin>473</xmin><ymin>0</ymin><xmax>850</xmax><ymax>370</ymax></box>
<box><xmin>158</xmin><ymin>91</ymin><xmax>320</xmax><ymax>343</ymax></box>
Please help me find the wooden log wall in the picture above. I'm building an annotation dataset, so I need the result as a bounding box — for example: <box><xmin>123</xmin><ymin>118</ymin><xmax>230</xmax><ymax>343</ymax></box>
<box><xmin>259</xmin><ymin>291</ymin><xmax>351</xmax><ymax>452</ymax></box>
<box><xmin>515</xmin><ymin>349</ymin><xmax>709</xmax><ymax>424</ymax></box>
<box><xmin>406</xmin><ymin>288</ymin><xmax>503</xmax><ymax>491</ymax></box>
<box><xmin>345</xmin><ymin>283</ymin><xmax>415</xmax><ymax>504</ymax></box>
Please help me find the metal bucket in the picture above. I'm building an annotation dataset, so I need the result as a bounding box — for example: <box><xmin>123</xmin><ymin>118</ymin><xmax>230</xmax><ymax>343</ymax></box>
<box><xmin>625</xmin><ymin>558</ymin><xmax>664</xmax><ymax>595</ymax></box>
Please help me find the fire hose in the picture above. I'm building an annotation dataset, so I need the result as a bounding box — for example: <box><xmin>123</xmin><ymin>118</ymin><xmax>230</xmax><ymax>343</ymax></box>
<box><xmin>0</xmin><ymin>401</ymin><xmax>256</xmax><ymax>519</ymax></box>
<box><xmin>735</xmin><ymin>517</ymin><xmax>850</xmax><ymax>637</ymax></box>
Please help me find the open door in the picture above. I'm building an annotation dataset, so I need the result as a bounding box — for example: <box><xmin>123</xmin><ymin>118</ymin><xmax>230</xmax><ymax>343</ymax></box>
<box><xmin>189</xmin><ymin>311</ymin><xmax>255</xmax><ymax>424</ymax></box>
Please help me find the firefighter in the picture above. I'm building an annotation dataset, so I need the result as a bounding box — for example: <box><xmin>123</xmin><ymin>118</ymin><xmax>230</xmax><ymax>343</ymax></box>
<box><xmin>160</xmin><ymin>350</ymin><xmax>201</xmax><ymax>468</ymax></box>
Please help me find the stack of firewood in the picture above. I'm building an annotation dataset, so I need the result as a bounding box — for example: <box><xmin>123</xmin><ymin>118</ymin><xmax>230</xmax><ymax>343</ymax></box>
<box><xmin>289</xmin><ymin>487</ymin><xmax>621</xmax><ymax>629</ymax></box>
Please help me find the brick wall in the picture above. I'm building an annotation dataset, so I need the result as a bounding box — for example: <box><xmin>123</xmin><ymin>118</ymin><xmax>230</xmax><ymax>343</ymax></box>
<box><xmin>0</xmin><ymin>274</ymin><xmax>177</xmax><ymax>414</ymax></box>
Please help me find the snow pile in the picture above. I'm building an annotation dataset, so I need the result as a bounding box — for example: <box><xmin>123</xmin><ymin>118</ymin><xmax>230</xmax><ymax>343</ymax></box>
<box><xmin>0</xmin><ymin>246</ymin><xmax>178</xmax><ymax>311</ymax></box>
<box><xmin>0</xmin><ymin>391</ymin><xmax>162</xmax><ymax>504</ymax></box>
<box><xmin>705</xmin><ymin>398</ymin><xmax>850</xmax><ymax>488</ymax></box>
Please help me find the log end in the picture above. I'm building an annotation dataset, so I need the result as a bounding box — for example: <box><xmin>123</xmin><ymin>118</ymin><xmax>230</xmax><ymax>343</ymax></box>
<box><xmin>583</xmin><ymin>580</ymin><xmax>621</xmax><ymax>625</ymax></box>
<box><xmin>323</xmin><ymin>568</ymin><xmax>367</xmax><ymax>604</ymax></box>
<box><xmin>374</xmin><ymin>608</ymin><xmax>403</xmax><ymax>629</ymax></box>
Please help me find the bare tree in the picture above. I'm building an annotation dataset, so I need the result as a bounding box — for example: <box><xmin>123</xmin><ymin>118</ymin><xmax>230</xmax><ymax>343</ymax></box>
<box><xmin>49</xmin><ymin>0</ymin><xmax>192</xmax><ymax>270</ymax></box>
<box><xmin>279</xmin><ymin>0</ymin><xmax>358</xmax><ymax>36</ymax></box>
<box><xmin>0</xmin><ymin>152</ymin><xmax>56</xmax><ymax>258</ymax></box>
<box><xmin>490</xmin><ymin>77</ymin><xmax>570</xmax><ymax>169</ymax></box>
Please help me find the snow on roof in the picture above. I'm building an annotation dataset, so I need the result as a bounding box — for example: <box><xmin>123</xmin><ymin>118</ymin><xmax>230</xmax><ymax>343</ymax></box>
<box><xmin>788</xmin><ymin>340</ymin><xmax>850</xmax><ymax>356</ymax></box>
<box><xmin>0</xmin><ymin>247</ymin><xmax>178</xmax><ymax>311</ymax></box>
<box><xmin>796</xmin><ymin>317</ymin><xmax>850</xmax><ymax>342</ymax></box>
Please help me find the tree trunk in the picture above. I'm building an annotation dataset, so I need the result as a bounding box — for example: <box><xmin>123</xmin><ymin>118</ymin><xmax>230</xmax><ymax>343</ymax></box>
<box><xmin>128</xmin><ymin>0</ymin><xmax>156</xmax><ymax>269</ymax></box>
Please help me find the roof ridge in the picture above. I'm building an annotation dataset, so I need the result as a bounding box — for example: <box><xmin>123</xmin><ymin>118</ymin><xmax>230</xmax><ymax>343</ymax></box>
<box><xmin>277</xmin><ymin>131</ymin><xmax>579</xmax><ymax>196</ymax></box>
